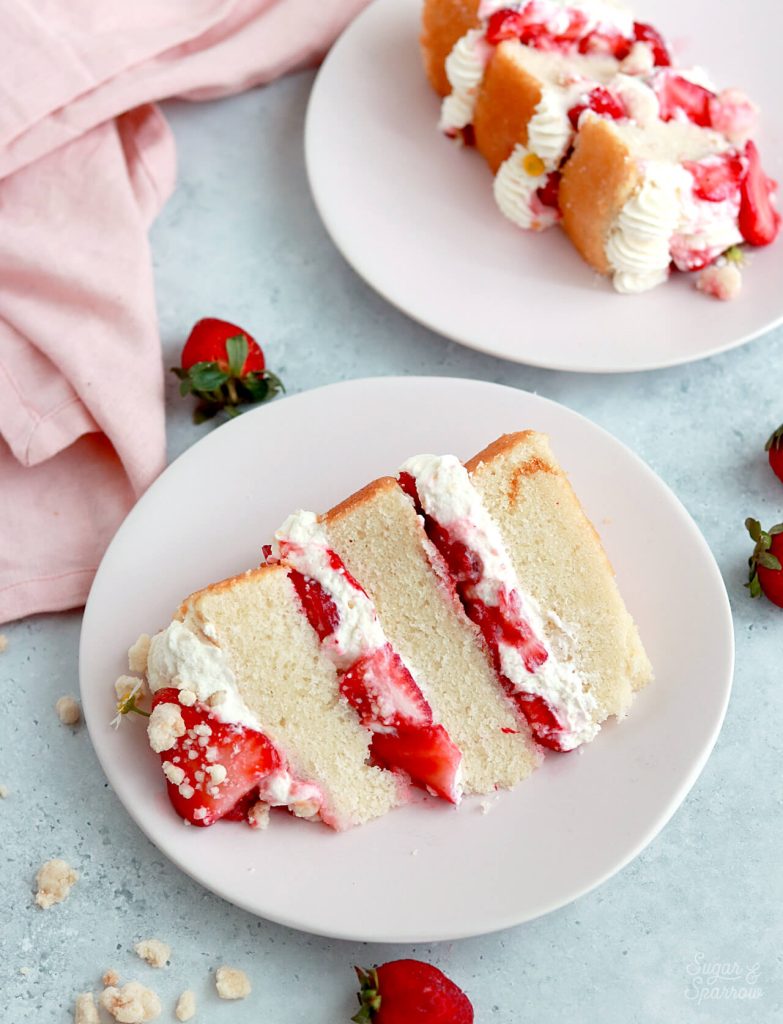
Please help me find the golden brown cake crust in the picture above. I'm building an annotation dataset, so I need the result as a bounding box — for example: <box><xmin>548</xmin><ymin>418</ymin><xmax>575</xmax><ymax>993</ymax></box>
<box><xmin>420</xmin><ymin>0</ymin><xmax>482</xmax><ymax>96</ymax></box>
<box><xmin>473</xmin><ymin>43</ymin><xmax>544</xmax><ymax>173</ymax></box>
<box><xmin>559</xmin><ymin>116</ymin><xmax>642</xmax><ymax>275</ymax></box>
<box><xmin>323</xmin><ymin>477</ymin><xmax>400</xmax><ymax>525</ymax></box>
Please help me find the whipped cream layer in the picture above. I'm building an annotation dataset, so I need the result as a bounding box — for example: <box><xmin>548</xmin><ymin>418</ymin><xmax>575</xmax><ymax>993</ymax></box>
<box><xmin>273</xmin><ymin>511</ymin><xmax>434</xmax><ymax>728</ymax></box>
<box><xmin>494</xmin><ymin>145</ymin><xmax>560</xmax><ymax>230</ymax></box>
<box><xmin>439</xmin><ymin>29</ymin><xmax>492</xmax><ymax>135</ymax></box>
<box><xmin>273</xmin><ymin>510</ymin><xmax>464</xmax><ymax>802</ymax></box>
<box><xmin>400</xmin><ymin>454</ymin><xmax>598</xmax><ymax>750</ymax></box>
<box><xmin>146</xmin><ymin>621</ymin><xmax>322</xmax><ymax>817</ymax></box>
<box><xmin>606</xmin><ymin>155</ymin><xmax>743</xmax><ymax>293</ymax></box>
<box><xmin>273</xmin><ymin>511</ymin><xmax>385</xmax><ymax>669</ymax></box>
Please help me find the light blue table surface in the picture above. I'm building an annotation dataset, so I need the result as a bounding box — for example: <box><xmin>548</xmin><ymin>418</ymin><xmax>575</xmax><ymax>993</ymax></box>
<box><xmin>3</xmin><ymin>73</ymin><xmax>782</xmax><ymax>1023</ymax></box>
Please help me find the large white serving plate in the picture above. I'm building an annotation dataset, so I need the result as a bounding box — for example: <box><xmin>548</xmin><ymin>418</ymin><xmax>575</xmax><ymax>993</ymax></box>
<box><xmin>305</xmin><ymin>0</ymin><xmax>783</xmax><ymax>372</ymax></box>
<box><xmin>80</xmin><ymin>377</ymin><xmax>733</xmax><ymax>941</ymax></box>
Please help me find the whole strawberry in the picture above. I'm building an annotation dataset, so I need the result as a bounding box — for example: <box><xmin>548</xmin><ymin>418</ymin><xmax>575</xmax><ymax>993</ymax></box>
<box><xmin>746</xmin><ymin>518</ymin><xmax>783</xmax><ymax>607</ymax></box>
<box><xmin>765</xmin><ymin>424</ymin><xmax>783</xmax><ymax>484</ymax></box>
<box><xmin>352</xmin><ymin>961</ymin><xmax>473</xmax><ymax>1023</ymax></box>
<box><xmin>172</xmin><ymin>318</ymin><xmax>283</xmax><ymax>423</ymax></box>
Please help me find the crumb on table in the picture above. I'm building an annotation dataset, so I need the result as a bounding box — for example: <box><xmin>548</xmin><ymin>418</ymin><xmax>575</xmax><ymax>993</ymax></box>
<box><xmin>134</xmin><ymin>939</ymin><xmax>170</xmax><ymax>969</ymax></box>
<box><xmin>55</xmin><ymin>695</ymin><xmax>81</xmax><ymax>726</ymax></box>
<box><xmin>34</xmin><ymin>858</ymin><xmax>78</xmax><ymax>909</ymax></box>
<box><xmin>101</xmin><ymin>981</ymin><xmax>161</xmax><ymax>1023</ymax></box>
<box><xmin>175</xmin><ymin>990</ymin><xmax>196</xmax><ymax>1022</ymax></box>
<box><xmin>215</xmin><ymin>965</ymin><xmax>251</xmax><ymax>1000</ymax></box>
<box><xmin>74</xmin><ymin>992</ymin><xmax>100</xmax><ymax>1024</ymax></box>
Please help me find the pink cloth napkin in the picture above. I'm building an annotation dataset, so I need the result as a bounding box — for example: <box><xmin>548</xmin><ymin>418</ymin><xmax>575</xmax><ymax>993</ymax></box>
<box><xmin>0</xmin><ymin>0</ymin><xmax>369</xmax><ymax>625</ymax></box>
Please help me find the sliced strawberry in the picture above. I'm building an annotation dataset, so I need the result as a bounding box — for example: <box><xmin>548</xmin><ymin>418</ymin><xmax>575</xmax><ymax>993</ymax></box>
<box><xmin>554</xmin><ymin>8</ymin><xmax>589</xmax><ymax>44</ymax></box>
<box><xmin>655</xmin><ymin>71</ymin><xmax>714</xmax><ymax>127</ymax></box>
<box><xmin>568</xmin><ymin>86</ymin><xmax>627</xmax><ymax>129</ymax></box>
<box><xmin>510</xmin><ymin>691</ymin><xmax>567</xmax><ymax>751</ymax></box>
<box><xmin>577</xmin><ymin>28</ymin><xmax>631</xmax><ymax>59</ymax></box>
<box><xmin>537</xmin><ymin>171</ymin><xmax>561</xmax><ymax>210</ymax></box>
<box><xmin>485</xmin><ymin>8</ymin><xmax>528</xmax><ymax>45</ymax></box>
<box><xmin>371</xmin><ymin>726</ymin><xmax>462</xmax><ymax>804</ymax></box>
<box><xmin>288</xmin><ymin>569</ymin><xmax>340</xmax><ymax>641</ymax></box>
<box><xmin>739</xmin><ymin>140</ymin><xmax>781</xmax><ymax>247</ymax></box>
<box><xmin>683</xmin><ymin>152</ymin><xmax>745</xmax><ymax>202</ymax></box>
<box><xmin>151</xmin><ymin>688</ymin><xmax>280</xmax><ymax>827</ymax></box>
<box><xmin>339</xmin><ymin>645</ymin><xmax>433</xmax><ymax>731</ymax></box>
<box><xmin>633</xmin><ymin>21</ymin><xmax>671</xmax><ymax>66</ymax></box>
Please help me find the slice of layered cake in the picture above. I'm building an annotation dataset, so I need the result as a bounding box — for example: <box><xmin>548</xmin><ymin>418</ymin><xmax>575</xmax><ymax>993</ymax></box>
<box><xmin>125</xmin><ymin>431</ymin><xmax>652</xmax><ymax>831</ymax></box>
<box><xmin>423</xmin><ymin>0</ymin><xmax>779</xmax><ymax>295</ymax></box>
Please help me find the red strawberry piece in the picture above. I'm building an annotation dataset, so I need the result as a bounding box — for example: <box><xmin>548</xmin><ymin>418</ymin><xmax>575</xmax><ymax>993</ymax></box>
<box><xmin>738</xmin><ymin>140</ymin><xmax>781</xmax><ymax>247</ymax></box>
<box><xmin>568</xmin><ymin>86</ymin><xmax>627</xmax><ymax>129</ymax></box>
<box><xmin>339</xmin><ymin>645</ymin><xmax>433</xmax><ymax>731</ymax></box>
<box><xmin>352</xmin><ymin>961</ymin><xmax>474</xmax><ymax>1024</ymax></box>
<box><xmin>554</xmin><ymin>8</ymin><xmax>589</xmax><ymax>44</ymax></box>
<box><xmin>537</xmin><ymin>171</ymin><xmax>561</xmax><ymax>209</ymax></box>
<box><xmin>765</xmin><ymin>424</ymin><xmax>783</xmax><ymax>484</ymax></box>
<box><xmin>577</xmin><ymin>29</ymin><xmax>631</xmax><ymax>59</ymax></box>
<box><xmin>683</xmin><ymin>152</ymin><xmax>745</xmax><ymax>202</ymax></box>
<box><xmin>746</xmin><ymin>519</ymin><xmax>783</xmax><ymax>607</ymax></box>
<box><xmin>181</xmin><ymin>317</ymin><xmax>266</xmax><ymax>374</ymax></box>
<box><xmin>485</xmin><ymin>8</ymin><xmax>527</xmax><ymax>45</ymax></box>
<box><xmin>371</xmin><ymin>725</ymin><xmax>462</xmax><ymax>803</ymax></box>
<box><xmin>633</xmin><ymin>21</ymin><xmax>671</xmax><ymax>66</ymax></box>
<box><xmin>288</xmin><ymin>570</ymin><xmax>340</xmax><ymax>642</ymax></box>
<box><xmin>151</xmin><ymin>688</ymin><xmax>280</xmax><ymax>826</ymax></box>
<box><xmin>512</xmin><ymin>692</ymin><xmax>567</xmax><ymax>751</ymax></box>
<box><xmin>655</xmin><ymin>72</ymin><xmax>714</xmax><ymax>127</ymax></box>
<box><xmin>172</xmin><ymin>317</ymin><xmax>284</xmax><ymax>423</ymax></box>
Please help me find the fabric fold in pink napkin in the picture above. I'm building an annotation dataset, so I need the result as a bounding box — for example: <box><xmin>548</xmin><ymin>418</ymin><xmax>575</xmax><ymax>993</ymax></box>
<box><xmin>0</xmin><ymin>0</ymin><xmax>369</xmax><ymax>625</ymax></box>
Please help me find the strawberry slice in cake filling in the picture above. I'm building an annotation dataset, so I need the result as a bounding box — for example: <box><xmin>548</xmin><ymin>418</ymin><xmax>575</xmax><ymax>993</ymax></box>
<box><xmin>399</xmin><ymin>455</ymin><xmax>598</xmax><ymax>752</ymax></box>
<box><xmin>271</xmin><ymin>512</ymin><xmax>463</xmax><ymax>803</ymax></box>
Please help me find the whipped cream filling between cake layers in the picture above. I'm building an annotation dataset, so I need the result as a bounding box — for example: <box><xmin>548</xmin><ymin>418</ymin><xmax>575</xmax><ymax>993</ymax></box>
<box><xmin>146</xmin><ymin>622</ymin><xmax>323</xmax><ymax>816</ymax></box>
<box><xmin>273</xmin><ymin>510</ymin><xmax>464</xmax><ymax>801</ymax></box>
<box><xmin>440</xmin><ymin>0</ymin><xmax>637</xmax><ymax>139</ymax></box>
<box><xmin>400</xmin><ymin>454</ymin><xmax>599</xmax><ymax>750</ymax></box>
<box><xmin>605</xmin><ymin>152</ymin><xmax>743</xmax><ymax>293</ymax></box>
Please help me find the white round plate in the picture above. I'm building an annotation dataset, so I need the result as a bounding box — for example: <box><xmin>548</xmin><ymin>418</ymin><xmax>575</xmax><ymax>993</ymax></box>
<box><xmin>305</xmin><ymin>0</ymin><xmax>783</xmax><ymax>373</ymax></box>
<box><xmin>80</xmin><ymin>378</ymin><xmax>733</xmax><ymax>942</ymax></box>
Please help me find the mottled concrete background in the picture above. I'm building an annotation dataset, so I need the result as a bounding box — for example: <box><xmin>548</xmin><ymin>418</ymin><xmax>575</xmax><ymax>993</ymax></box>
<box><xmin>2</xmin><ymin>74</ymin><xmax>782</xmax><ymax>1023</ymax></box>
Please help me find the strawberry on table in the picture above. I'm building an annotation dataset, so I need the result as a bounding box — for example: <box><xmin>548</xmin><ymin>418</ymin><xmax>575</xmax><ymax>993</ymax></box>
<box><xmin>745</xmin><ymin>518</ymin><xmax>783</xmax><ymax>608</ymax></box>
<box><xmin>352</xmin><ymin>961</ymin><xmax>474</xmax><ymax>1024</ymax></box>
<box><xmin>150</xmin><ymin>688</ymin><xmax>280</xmax><ymax>826</ymax></box>
<box><xmin>172</xmin><ymin>317</ymin><xmax>284</xmax><ymax>423</ymax></box>
<box><xmin>765</xmin><ymin>424</ymin><xmax>783</xmax><ymax>484</ymax></box>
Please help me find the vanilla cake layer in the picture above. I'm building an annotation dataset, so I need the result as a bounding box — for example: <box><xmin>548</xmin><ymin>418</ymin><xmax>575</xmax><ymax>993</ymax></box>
<box><xmin>466</xmin><ymin>432</ymin><xmax>653</xmax><ymax>723</ymax></box>
<box><xmin>421</xmin><ymin>0</ymin><xmax>481</xmax><ymax>96</ymax></box>
<box><xmin>178</xmin><ymin>566</ymin><xmax>403</xmax><ymax>829</ymax></box>
<box><xmin>324</xmin><ymin>477</ymin><xmax>542</xmax><ymax>794</ymax></box>
<box><xmin>474</xmin><ymin>43</ymin><xmax>619</xmax><ymax>172</ymax></box>
<box><xmin>560</xmin><ymin>115</ymin><xmax>731</xmax><ymax>274</ymax></box>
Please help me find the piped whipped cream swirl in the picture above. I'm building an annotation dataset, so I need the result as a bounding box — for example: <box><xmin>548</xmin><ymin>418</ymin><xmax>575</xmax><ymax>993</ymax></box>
<box><xmin>605</xmin><ymin>160</ymin><xmax>692</xmax><ymax>292</ymax></box>
<box><xmin>439</xmin><ymin>30</ymin><xmax>491</xmax><ymax>135</ymax></box>
<box><xmin>494</xmin><ymin>145</ymin><xmax>560</xmax><ymax>230</ymax></box>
